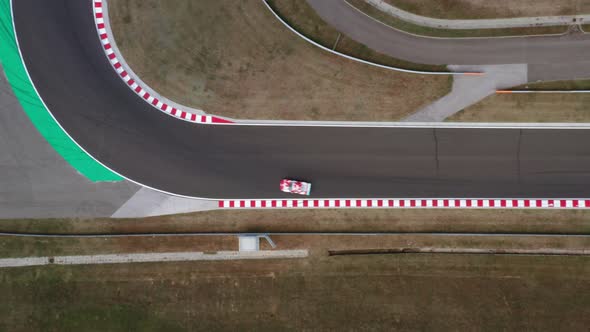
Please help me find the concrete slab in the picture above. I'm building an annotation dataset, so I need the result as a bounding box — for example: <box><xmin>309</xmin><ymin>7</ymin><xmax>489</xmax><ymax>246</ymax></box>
<box><xmin>403</xmin><ymin>64</ymin><xmax>528</xmax><ymax>122</ymax></box>
<box><xmin>0</xmin><ymin>250</ymin><xmax>310</xmax><ymax>268</ymax></box>
<box><xmin>111</xmin><ymin>187</ymin><xmax>218</xmax><ymax>218</ymax></box>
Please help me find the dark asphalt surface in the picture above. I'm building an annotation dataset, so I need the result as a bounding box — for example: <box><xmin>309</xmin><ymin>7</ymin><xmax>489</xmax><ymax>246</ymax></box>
<box><xmin>11</xmin><ymin>0</ymin><xmax>590</xmax><ymax>199</ymax></box>
<box><xmin>308</xmin><ymin>0</ymin><xmax>590</xmax><ymax>80</ymax></box>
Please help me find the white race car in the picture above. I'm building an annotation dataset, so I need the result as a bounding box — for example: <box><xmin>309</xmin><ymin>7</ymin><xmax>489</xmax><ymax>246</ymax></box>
<box><xmin>280</xmin><ymin>179</ymin><xmax>312</xmax><ymax>196</ymax></box>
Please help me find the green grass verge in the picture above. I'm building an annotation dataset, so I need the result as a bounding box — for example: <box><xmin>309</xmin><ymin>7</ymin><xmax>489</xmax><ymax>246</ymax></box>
<box><xmin>0</xmin><ymin>0</ymin><xmax>122</xmax><ymax>182</ymax></box>
<box><xmin>347</xmin><ymin>0</ymin><xmax>568</xmax><ymax>38</ymax></box>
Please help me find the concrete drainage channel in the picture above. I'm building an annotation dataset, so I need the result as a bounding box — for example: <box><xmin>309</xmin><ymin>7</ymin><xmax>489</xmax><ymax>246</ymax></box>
<box><xmin>0</xmin><ymin>251</ymin><xmax>310</xmax><ymax>268</ymax></box>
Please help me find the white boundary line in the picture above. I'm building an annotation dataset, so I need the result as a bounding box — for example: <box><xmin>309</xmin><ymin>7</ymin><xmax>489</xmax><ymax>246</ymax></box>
<box><xmin>498</xmin><ymin>90</ymin><xmax>590</xmax><ymax>94</ymax></box>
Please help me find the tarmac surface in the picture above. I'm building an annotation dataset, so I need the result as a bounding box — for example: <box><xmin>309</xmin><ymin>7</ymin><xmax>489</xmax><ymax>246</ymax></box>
<box><xmin>307</xmin><ymin>0</ymin><xmax>590</xmax><ymax>81</ymax></box>
<box><xmin>10</xmin><ymin>0</ymin><xmax>590</xmax><ymax>200</ymax></box>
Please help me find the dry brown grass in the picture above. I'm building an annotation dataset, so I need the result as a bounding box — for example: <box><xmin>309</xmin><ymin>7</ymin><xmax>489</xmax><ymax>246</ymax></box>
<box><xmin>387</xmin><ymin>0</ymin><xmax>590</xmax><ymax>19</ymax></box>
<box><xmin>1</xmin><ymin>232</ymin><xmax>590</xmax><ymax>331</ymax></box>
<box><xmin>2</xmin><ymin>209</ymin><xmax>590</xmax><ymax>330</ymax></box>
<box><xmin>108</xmin><ymin>0</ymin><xmax>450</xmax><ymax>121</ymax></box>
<box><xmin>449</xmin><ymin>93</ymin><xmax>590</xmax><ymax>122</ymax></box>
<box><xmin>5</xmin><ymin>208</ymin><xmax>590</xmax><ymax>234</ymax></box>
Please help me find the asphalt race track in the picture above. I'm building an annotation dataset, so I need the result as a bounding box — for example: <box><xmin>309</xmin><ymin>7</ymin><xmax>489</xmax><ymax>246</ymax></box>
<box><xmin>307</xmin><ymin>0</ymin><xmax>590</xmax><ymax>65</ymax></box>
<box><xmin>11</xmin><ymin>0</ymin><xmax>590</xmax><ymax>199</ymax></box>
<box><xmin>307</xmin><ymin>0</ymin><xmax>590</xmax><ymax>81</ymax></box>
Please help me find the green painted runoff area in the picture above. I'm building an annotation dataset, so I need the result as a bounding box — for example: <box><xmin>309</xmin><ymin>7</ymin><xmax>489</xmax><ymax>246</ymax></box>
<box><xmin>0</xmin><ymin>0</ymin><xmax>122</xmax><ymax>181</ymax></box>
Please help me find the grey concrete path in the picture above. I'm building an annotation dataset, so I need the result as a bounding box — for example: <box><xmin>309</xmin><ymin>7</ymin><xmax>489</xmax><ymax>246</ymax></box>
<box><xmin>111</xmin><ymin>187</ymin><xmax>218</xmax><ymax>218</ymax></box>
<box><xmin>404</xmin><ymin>64</ymin><xmax>528</xmax><ymax>122</ymax></box>
<box><xmin>0</xmin><ymin>250</ymin><xmax>309</xmax><ymax>268</ymax></box>
<box><xmin>0</xmin><ymin>65</ymin><xmax>139</xmax><ymax>219</ymax></box>
<box><xmin>363</xmin><ymin>0</ymin><xmax>589</xmax><ymax>30</ymax></box>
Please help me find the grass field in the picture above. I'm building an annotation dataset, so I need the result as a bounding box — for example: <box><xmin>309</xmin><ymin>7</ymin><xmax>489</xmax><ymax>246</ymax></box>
<box><xmin>349</xmin><ymin>0</ymin><xmax>568</xmax><ymax>38</ymax></box>
<box><xmin>3</xmin><ymin>250</ymin><xmax>590</xmax><ymax>331</ymax></box>
<box><xmin>2</xmin><ymin>210</ymin><xmax>590</xmax><ymax>330</ymax></box>
<box><xmin>108</xmin><ymin>0</ymin><xmax>450</xmax><ymax>121</ymax></box>
<box><xmin>387</xmin><ymin>0</ymin><xmax>590</xmax><ymax>19</ymax></box>
<box><xmin>449</xmin><ymin>93</ymin><xmax>590</xmax><ymax>122</ymax></box>
<box><xmin>2</xmin><ymin>215</ymin><xmax>590</xmax><ymax>330</ymax></box>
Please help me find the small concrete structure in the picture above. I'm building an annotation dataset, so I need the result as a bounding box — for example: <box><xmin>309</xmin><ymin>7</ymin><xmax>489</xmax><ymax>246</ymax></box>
<box><xmin>238</xmin><ymin>234</ymin><xmax>277</xmax><ymax>251</ymax></box>
<box><xmin>238</xmin><ymin>235</ymin><xmax>260</xmax><ymax>252</ymax></box>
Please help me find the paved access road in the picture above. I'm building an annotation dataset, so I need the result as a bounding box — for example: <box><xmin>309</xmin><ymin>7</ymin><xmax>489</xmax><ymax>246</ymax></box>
<box><xmin>307</xmin><ymin>0</ymin><xmax>590</xmax><ymax>81</ymax></box>
<box><xmin>11</xmin><ymin>0</ymin><xmax>590</xmax><ymax>199</ymax></box>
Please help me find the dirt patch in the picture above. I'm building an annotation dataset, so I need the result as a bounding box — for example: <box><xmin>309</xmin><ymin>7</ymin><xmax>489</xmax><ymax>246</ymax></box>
<box><xmin>387</xmin><ymin>0</ymin><xmax>590</xmax><ymax>19</ymax></box>
<box><xmin>108</xmin><ymin>0</ymin><xmax>450</xmax><ymax>121</ymax></box>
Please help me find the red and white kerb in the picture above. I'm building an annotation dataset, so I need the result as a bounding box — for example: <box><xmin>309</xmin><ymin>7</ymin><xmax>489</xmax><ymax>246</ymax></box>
<box><xmin>219</xmin><ymin>198</ymin><xmax>590</xmax><ymax>209</ymax></box>
<box><xmin>93</xmin><ymin>0</ymin><xmax>232</xmax><ymax>124</ymax></box>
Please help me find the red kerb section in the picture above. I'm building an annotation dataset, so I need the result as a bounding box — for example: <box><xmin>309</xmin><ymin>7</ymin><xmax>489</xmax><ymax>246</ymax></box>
<box><xmin>212</xmin><ymin>117</ymin><xmax>234</xmax><ymax>124</ymax></box>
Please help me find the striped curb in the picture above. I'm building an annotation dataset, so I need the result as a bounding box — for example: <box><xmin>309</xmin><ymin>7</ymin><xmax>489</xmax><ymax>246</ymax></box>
<box><xmin>219</xmin><ymin>198</ymin><xmax>590</xmax><ymax>209</ymax></box>
<box><xmin>93</xmin><ymin>0</ymin><xmax>232</xmax><ymax>125</ymax></box>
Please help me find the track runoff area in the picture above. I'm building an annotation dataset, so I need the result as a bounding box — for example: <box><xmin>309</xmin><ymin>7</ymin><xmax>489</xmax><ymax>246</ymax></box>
<box><xmin>92</xmin><ymin>1</ymin><xmax>590</xmax><ymax>211</ymax></box>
